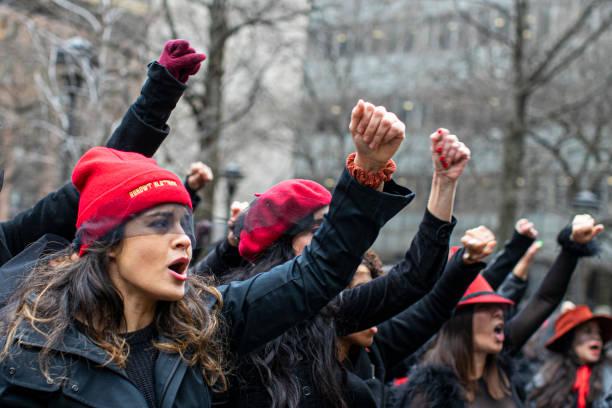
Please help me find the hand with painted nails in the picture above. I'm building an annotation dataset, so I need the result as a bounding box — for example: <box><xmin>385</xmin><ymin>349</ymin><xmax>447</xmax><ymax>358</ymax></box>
<box><xmin>187</xmin><ymin>161</ymin><xmax>214</xmax><ymax>191</ymax></box>
<box><xmin>430</xmin><ymin>128</ymin><xmax>470</xmax><ymax>182</ymax></box>
<box><xmin>515</xmin><ymin>218</ymin><xmax>539</xmax><ymax>239</ymax></box>
<box><xmin>460</xmin><ymin>226</ymin><xmax>497</xmax><ymax>265</ymax></box>
<box><xmin>570</xmin><ymin>214</ymin><xmax>604</xmax><ymax>244</ymax></box>
<box><xmin>348</xmin><ymin>99</ymin><xmax>405</xmax><ymax>171</ymax></box>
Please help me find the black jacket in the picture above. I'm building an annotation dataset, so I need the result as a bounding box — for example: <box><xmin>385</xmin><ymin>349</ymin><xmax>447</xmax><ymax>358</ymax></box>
<box><xmin>0</xmin><ymin>62</ymin><xmax>184</xmax><ymax>267</ymax></box>
<box><xmin>0</xmin><ymin>169</ymin><xmax>413</xmax><ymax>407</ymax></box>
<box><xmin>481</xmin><ymin>230</ymin><xmax>534</xmax><ymax>291</ymax></box>
<box><xmin>341</xmin><ymin>250</ymin><xmax>485</xmax><ymax>408</ymax></box>
<box><xmin>219</xmin><ymin>210</ymin><xmax>455</xmax><ymax>408</ymax></box>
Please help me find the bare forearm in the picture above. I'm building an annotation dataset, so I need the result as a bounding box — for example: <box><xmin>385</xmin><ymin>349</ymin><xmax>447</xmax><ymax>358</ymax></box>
<box><xmin>427</xmin><ymin>175</ymin><xmax>457</xmax><ymax>222</ymax></box>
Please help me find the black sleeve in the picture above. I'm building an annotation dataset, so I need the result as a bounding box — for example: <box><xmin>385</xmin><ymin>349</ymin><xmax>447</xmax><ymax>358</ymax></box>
<box><xmin>334</xmin><ymin>210</ymin><xmax>455</xmax><ymax>336</ymax></box>
<box><xmin>0</xmin><ymin>62</ymin><xmax>185</xmax><ymax>266</ymax></box>
<box><xmin>183</xmin><ymin>177</ymin><xmax>202</xmax><ymax>209</ymax></box>
<box><xmin>505</xmin><ymin>226</ymin><xmax>594</xmax><ymax>354</ymax></box>
<box><xmin>481</xmin><ymin>230</ymin><xmax>534</xmax><ymax>290</ymax></box>
<box><xmin>497</xmin><ymin>273</ymin><xmax>528</xmax><ymax>304</ymax></box>
<box><xmin>374</xmin><ymin>249</ymin><xmax>484</xmax><ymax>373</ymax></box>
<box><xmin>0</xmin><ymin>183</ymin><xmax>79</xmax><ymax>265</ymax></box>
<box><xmin>105</xmin><ymin>62</ymin><xmax>186</xmax><ymax>156</ymax></box>
<box><xmin>192</xmin><ymin>238</ymin><xmax>243</xmax><ymax>279</ymax></box>
<box><xmin>217</xmin><ymin>169</ymin><xmax>415</xmax><ymax>356</ymax></box>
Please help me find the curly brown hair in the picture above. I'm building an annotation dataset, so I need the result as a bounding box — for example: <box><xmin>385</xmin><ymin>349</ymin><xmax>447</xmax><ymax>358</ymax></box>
<box><xmin>0</xmin><ymin>236</ymin><xmax>229</xmax><ymax>391</ymax></box>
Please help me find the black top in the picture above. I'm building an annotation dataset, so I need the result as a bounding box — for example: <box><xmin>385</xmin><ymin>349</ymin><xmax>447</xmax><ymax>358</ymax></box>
<box><xmin>124</xmin><ymin>324</ymin><xmax>159</xmax><ymax>408</ymax></box>
<box><xmin>73</xmin><ymin>321</ymin><xmax>159</xmax><ymax>408</ymax></box>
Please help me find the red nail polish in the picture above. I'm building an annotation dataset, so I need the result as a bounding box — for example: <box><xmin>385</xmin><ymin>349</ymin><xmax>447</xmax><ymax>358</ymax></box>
<box><xmin>442</xmin><ymin>162</ymin><xmax>449</xmax><ymax>169</ymax></box>
<box><xmin>436</xmin><ymin>147</ymin><xmax>443</xmax><ymax>154</ymax></box>
<box><xmin>437</xmin><ymin>129</ymin><xmax>443</xmax><ymax>135</ymax></box>
<box><xmin>439</xmin><ymin>156</ymin><xmax>445</xmax><ymax>161</ymax></box>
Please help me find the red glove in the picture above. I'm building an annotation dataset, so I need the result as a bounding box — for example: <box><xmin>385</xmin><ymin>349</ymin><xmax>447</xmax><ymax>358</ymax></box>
<box><xmin>158</xmin><ymin>39</ymin><xmax>206</xmax><ymax>83</ymax></box>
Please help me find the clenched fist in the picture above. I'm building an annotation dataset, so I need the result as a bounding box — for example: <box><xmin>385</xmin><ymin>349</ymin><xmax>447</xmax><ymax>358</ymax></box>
<box><xmin>570</xmin><ymin>214</ymin><xmax>604</xmax><ymax>244</ymax></box>
<box><xmin>430</xmin><ymin>128</ymin><xmax>470</xmax><ymax>182</ymax></box>
<box><xmin>460</xmin><ymin>226</ymin><xmax>497</xmax><ymax>264</ymax></box>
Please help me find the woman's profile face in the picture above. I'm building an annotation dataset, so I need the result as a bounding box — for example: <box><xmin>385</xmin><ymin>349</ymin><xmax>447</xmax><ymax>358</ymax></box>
<box><xmin>572</xmin><ymin>321</ymin><xmax>603</xmax><ymax>364</ymax></box>
<box><xmin>472</xmin><ymin>304</ymin><xmax>506</xmax><ymax>355</ymax></box>
<box><xmin>108</xmin><ymin>204</ymin><xmax>193</xmax><ymax>302</ymax></box>
<box><xmin>291</xmin><ymin>206</ymin><xmax>329</xmax><ymax>256</ymax></box>
<box><xmin>341</xmin><ymin>264</ymin><xmax>378</xmax><ymax>348</ymax></box>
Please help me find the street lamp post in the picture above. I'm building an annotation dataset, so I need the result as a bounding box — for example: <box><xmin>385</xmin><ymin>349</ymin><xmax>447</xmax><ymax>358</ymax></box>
<box><xmin>222</xmin><ymin>162</ymin><xmax>244</xmax><ymax>221</ymax></box>
<box><xmin>572</xmin><ymin>190</ymin><xmax>601</xmax><ymax>213</ymax></box>
<box><xmin>571</xmin><ymin>190</ymin><xmax>601</xmax><ymax>305</ymax></box>
<box><xmin>55</xmin><ymin>37</ymin><xmax>94</xmax><ymax>181</ymax></box>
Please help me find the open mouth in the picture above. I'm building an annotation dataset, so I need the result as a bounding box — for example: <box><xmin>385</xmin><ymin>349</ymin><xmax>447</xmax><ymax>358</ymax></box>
<box><xmin>167</xmin><ymin>257</ymin><xmax>189</xmax><ymax>281</ymax></box>
<box><xmin>493</xmin><ymin>322</ymin><xmax>505</xmax><ymax>343</ymax></box>
<box><xmin>589</xmin><ymin>343</ymin><xmax>602</xmax><ymax>352</ymax></box>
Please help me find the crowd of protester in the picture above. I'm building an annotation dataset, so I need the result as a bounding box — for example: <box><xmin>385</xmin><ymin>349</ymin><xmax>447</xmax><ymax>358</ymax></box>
<box><xmin>0</xmin><ymin>39</ymin><xmax>609</xmax><ymax>408</ymax></box>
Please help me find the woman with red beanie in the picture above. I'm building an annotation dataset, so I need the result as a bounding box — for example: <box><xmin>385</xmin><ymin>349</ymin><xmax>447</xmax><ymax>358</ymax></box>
<box><xmin>0</xmin><ymin>39</ymin><xmax>201</xmax><ymax>270</ymax></box>
<box><xmin>0</xmin><ymin>96</ymin><xmax>411</xmax><ymax>407</ymax></box>
<box><xmin>205</xmin><ymin>115</ymin><xmax>473</xmax><ymax>406</ymax></box>
<box><xmin>527</xmin><ymin>305</ymin><xmax>612</xmax><ymax>407</ymax></box>
<box><xmin>396</xmin><ymin>214</ymin><xmax>604</xmax><ymax>407</ymax></box>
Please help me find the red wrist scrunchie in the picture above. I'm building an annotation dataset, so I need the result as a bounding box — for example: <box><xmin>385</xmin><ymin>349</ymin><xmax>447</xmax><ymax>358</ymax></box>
<box><xmin>345</xmin><ymin>152</ymin><xmax>396</xmax><ymax>189</ymax></box>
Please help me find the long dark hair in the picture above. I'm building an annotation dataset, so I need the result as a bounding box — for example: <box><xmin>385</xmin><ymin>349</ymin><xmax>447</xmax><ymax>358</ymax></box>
<box><xmin>225</xmin><ymin>227</ymin><xmax>348</xmax><ymax>408</ymax></box>
<box><xmin>0</xmin><ymin>228</ymin><xmax>229</xmax><ymax>391</ymax></box>
<box><xmin>528</xmin><ymin>332</ymin><xmax>605</xmax><ymax>407</ymax></box>
<box><xmin>422</xmin><ymin>306</ymin><xmax>511</xmax><ymax>401</ymax></box>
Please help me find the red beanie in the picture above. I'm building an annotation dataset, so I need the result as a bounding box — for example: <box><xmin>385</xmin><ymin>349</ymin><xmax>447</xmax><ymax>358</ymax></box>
<box><xmin>72</xmin><ymin>147</ymin><xmax>192</xmax><ymax>255</ymax></box>
<box><xmin>238</xmin><ymin>179</ymin><xmax>331</xmax><ymax>261</ymax></box>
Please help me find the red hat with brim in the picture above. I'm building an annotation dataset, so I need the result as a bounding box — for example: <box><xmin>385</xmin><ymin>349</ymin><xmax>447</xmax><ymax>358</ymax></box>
<box><xmin>546</xmin><ymin>305</ymin><xmax>612</xmax><ymax>352</ymax></box>
<box><xmin>456</xmin><ymin>274</ymin><xmax>515</xmax><ymax>309</ymax></box>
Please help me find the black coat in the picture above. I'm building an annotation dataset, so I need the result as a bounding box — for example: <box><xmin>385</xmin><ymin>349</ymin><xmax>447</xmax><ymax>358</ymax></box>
<box><xmin>394</xmin><ymin>360</ymin><xmax>523</xmax><ymax>408</ymax></box>
<box><xmin>217</xmin><ymin>210</ymin><xmax>456</xmax><ymax>407</ymax></box>
<box><xmin>0</xmin><ymin>169</ymin><xmax>413</xmax><ymax>407</ymax></box>
<box><xmin>0</xmin><ymin>61</ymin><xmax>184</xmax><ymax>267</ymax></box>
<box><xmin>341</xmin><ymin>250</ymin><xmax>485</xmax><ymax>408</ymax></box>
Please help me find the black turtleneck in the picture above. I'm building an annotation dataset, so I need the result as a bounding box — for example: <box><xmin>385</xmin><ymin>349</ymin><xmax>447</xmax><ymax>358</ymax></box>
<box><xmin>124</xmin><ymin>323</ymin><xmax>159</xmax><ymax>408</ymax></box>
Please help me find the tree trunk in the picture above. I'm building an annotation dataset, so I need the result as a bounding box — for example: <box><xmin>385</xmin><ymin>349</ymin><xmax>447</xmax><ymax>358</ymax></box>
<box><xmin>0</xmin><ymin>127</ymin><xmax>15</xmax><ymax>220</ymax></box>
<box><xmin>497</xmin><ymin>0</ymin><xmax>529</xmax><ymax>241</ymax></box>
<box><xmin>197</xmin><ymin>0</ymin><xmax>228</xmax><ymax>223</ymax></box>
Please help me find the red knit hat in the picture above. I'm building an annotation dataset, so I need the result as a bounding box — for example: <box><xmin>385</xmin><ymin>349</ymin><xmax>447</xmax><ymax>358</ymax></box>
<box><xmin>546</xmin><ymin>305</ymin><xmax>612</xmax><ymax>352</ymax></box>
<box><xmin>238</xmin><ymin>179</ymin><xmax>331</xmax><ymax>261</ymax></box>
<box><xmin>72</xmin><ymin>147</ymin><xmax>192</xmax><ymax>255</ymax></box>
<box><xmin>456</xmin><ymin>274</ymin><xmax>515</xmax><ymax>309</ymax></box>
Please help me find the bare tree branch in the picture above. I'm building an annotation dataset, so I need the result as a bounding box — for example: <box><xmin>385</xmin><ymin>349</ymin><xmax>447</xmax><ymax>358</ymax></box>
<box><xmin>527</xmin><ymin>0</ymin><xmax>607</xmax><ymax>86</ymax></box>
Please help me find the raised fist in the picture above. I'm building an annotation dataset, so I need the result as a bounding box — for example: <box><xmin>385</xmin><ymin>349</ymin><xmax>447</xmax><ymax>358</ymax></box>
<box><xmin>348</xmin><ymin>100</ymin><xmax>405</xmax><ymax>171</ymax></box>
<box><xmin>187</xmin><ymin>161</ymin><xmax>214</xmax><ymax>191</ymax></box>
<box><xmin>515</xmin><ymin>218</ymin><xmax>538</xmax><ymax>239</ymax></box>
<box><xmin>460</xmin><ymin>225</ymin><xmax>497</xmax><ymax>264</ymax></box>
<box><xmin>430</xmin><ymin>128</ymin><xmax>470</xmax><ymax>182</ymax></box>
<box><xmin>158</xmin><ymin>39</ymin><xmax>206</xmax><ymax>83</ymax></box>
<box><xmin>570</xmin><ymin>214</ymin><xmax>604</xmax><ymax>244</ymax></box>
<box><xmin>227</xmin><ymin>201</ymin><xmax>249</xmax><ymax>247</ymax></box>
